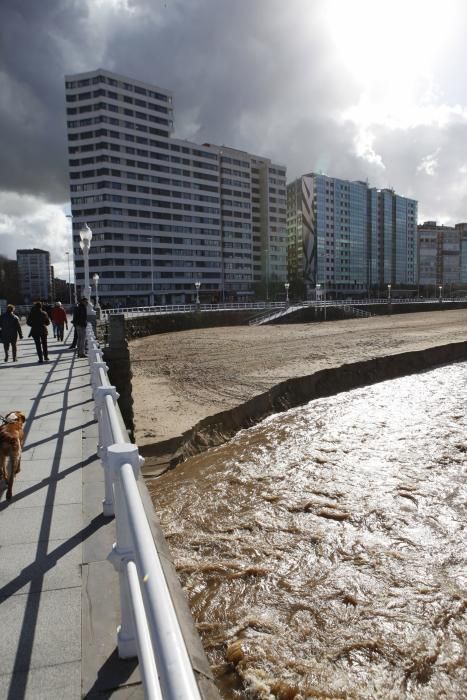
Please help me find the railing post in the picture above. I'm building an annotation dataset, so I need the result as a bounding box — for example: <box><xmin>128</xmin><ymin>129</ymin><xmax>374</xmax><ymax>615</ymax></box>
<box><xmin>90</xmin><ymin>360</ymin><xmax>109</xmax><ymax>390</ymax></box>
<box><xmin>107</xmin><ymin>443</ymin><xmax>144</xmax><ymax>659</ymax></box>
<box><xmin>87</xmin><ymin>341</ymin><xmax>101</xmax><ymax>364</ymax></box>
<box><xmin>94</xmin><ymin>385</ymin><xmax>120</xmax><ymax>516</ymax></box>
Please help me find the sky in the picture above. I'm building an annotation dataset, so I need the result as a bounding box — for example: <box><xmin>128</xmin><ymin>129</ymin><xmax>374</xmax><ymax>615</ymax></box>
<box><xmin>1</xmin><ymin>0</ymin><xmax>467</xmax><ymax>279</ymax></box>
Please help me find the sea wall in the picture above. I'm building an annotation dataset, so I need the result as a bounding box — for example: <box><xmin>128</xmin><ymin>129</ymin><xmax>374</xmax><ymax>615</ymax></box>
<box><xmin>124</xmin><ymin>310</ymin><xmax>257</xmax><ymax>339</ymax></box>
<box><xmin>120</xmin><ymin>301</ymin><xmax>467</xmax><ymax>338</ymax></box>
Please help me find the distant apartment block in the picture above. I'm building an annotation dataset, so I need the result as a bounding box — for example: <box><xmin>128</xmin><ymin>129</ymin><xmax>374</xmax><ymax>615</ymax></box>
<box><xmin>0</xmin><ymin>256</ymin><xmax>20</xmax><ymax>304</ymax></box>
<box><xmin>65</xmin><ymin>69</ymin><xmax>286</xmax><ymax>305</ymax></box>
<box><xmin>16</xmin><ymin>248</ymin><xmax>52</xmax><ymax>303</ymax></box>
<box><xmin>418</xmin><ymin>221</ymin><xmax>467</xmax><ymax>290</ymax></box>
<box><xmin>287</xmin><ymin>174</ymin><xmax>418</xmax><ymax>297</ymax></box>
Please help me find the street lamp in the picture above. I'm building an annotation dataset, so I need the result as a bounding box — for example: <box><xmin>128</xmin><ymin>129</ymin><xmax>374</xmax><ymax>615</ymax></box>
<box><xmin>323</xmin><ymin>281</ymin><xmax>327</xmax><ymax>321</ymax></box>
<box><xmin>66</xmin><ymin>251</ymin><xmax>72</xmax><ymax>306</ymax></box>
<box><xmin>93</xmin><ymin>273</ymin><xmax>100</xmax><ymax>309</ymax></box>
<box><xmin>387</xmin><ymin>283</ymin><xmax>392</xmax><ymax>302</ymax></box>
<box><xmin>284</xmin><ymin>282</ymin><xmax>290</xmax><ymax>305</ymax></box>
<box><xmin>79</xmin><ymin>223</ymin><xmax>93</xmax><ymax>300</ymax></box>
<box><xmin>194</xmin><ymin>280</ymin><xmax>201</xmax><ymax>306</ymax></box>
<box><xmin>316</xmin><ymin>283</ymin><xmax>326</xmax><ymax>321</ymax></box>
<box><xmin>66</xmin><ymin>214</ymin><xmax>77</xmax><ymax>304</ymax></box>
<box><xmin>265</xmin><ymin>248</ymin><xmax>269</xmax><ymax>302</ymax></box>
<box><xmin>438</xmin><ymin>285</ymin><xmax>443</xmax><ymax>301</ymax></box>
<box><xmin>79</xmin><ymin>223</ymin><xmax>96</xmax><ymax>328</ymax></box>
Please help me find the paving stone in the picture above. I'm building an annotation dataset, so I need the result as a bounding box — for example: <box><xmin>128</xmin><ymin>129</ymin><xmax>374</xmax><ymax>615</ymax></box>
<box><xmin>0</xmin><ymin>661</ymin><xmax>81</xmax><ymax>700</ymax></box>
<box><xmin>81</xmin><ymin>561</ymin><xmax>141</xmax><ymax>697</ymax></box>
<box><xmin>0</xmin><ymin>587</ymin><xmax>81</xmax><ymax>675</ymax></box>
<box><xmin>0</xmin><ymin>537</ymin><xmax>82</xmax><ymax>597</ymax></box>
<box><xmin>2</xmin><ymin>470</ymin><xmax>83</xmax><ymax>509</ymax></box>
<box><xmin>13</xmin><ymin>457</ymin><xmax>84</xmax><ymax>481</ymax></box>
<box><xmin>0</xmin><ymin>504</ymin><xmax>83</xmax><ymax>546</ymax></box>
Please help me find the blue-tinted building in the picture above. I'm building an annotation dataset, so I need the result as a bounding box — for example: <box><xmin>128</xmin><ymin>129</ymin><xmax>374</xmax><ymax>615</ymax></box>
<box><xmin>287</xmin><ymin>173</ymin><xmax>418</xmax><ymax>297</ymax></box>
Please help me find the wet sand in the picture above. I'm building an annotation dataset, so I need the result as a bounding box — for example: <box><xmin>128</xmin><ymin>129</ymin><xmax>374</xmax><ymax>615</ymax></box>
<box><xmin>130</xmin><ymin>309</ymin><xmax>467</xmax><ymax>446</ymax></box>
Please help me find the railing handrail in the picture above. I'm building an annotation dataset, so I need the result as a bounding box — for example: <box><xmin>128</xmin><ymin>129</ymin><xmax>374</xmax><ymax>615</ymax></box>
<box><xmin>86</xmin><ymin>325</ymin><xmax>201</xmax><ymax>700</ymax></box>
<box><xmin>249</xmin><ymin>303</ymin><xmax>303</xmax><ymax>326</ymax></box>
<box><xmin>99</xmin><ymin>297</ymin><xmax>466</xmax><ymax>320</ymax></box>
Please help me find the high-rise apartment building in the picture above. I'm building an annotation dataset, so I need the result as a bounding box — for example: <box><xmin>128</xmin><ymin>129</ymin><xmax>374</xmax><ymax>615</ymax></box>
<box><xmin>16</xmin><ymin>248</ymin><xmax>52</xmax><ymax>303</ymax></box>
<box><xmin>0</xmin><ymin>256</ymin><xmax>20</xmax><ymax>305</ymax></box>
<box><xmin>287</xmin><ymin>173</ymin><xmax>417</xmax><ymax>297</ymax></box>
<box><xmin>65</xmin><ymin>69</ymin><xmax>286</xmax><ymax>305</ymax></box>
<box><xmin>418</xmin><ymin>221</ymin><xmax>467</xmax><ymax>291</ymax></box>
<box><xmin>454</xmin><ymin>223</ymin><xmax>467</xmax><ymax>283</ymax></box>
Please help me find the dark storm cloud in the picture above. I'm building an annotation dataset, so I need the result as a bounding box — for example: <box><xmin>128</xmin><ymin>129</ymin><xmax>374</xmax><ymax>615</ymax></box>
<box><xmin>1</xmin><ymin>0</ymin><xmax>467</xmax><ymax>229</ymax></box>
<box><xmin>0</xmin><ymin>0</ymin><xmax>91</xmax><ymax>201</ymax></box>
<box><xmin>103</xmin><ymin>0</ymin><xmax>362</xmax><ymax>175</ymax></box>
<box><xmin>0</xmin><ymin>0</ymin><xmax>364</xmax><ymax>205</ymax></box>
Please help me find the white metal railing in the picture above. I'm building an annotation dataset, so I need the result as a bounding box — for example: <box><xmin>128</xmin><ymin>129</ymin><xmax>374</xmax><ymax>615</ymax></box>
<box><xmin>249</xmin><ymin>303</ymin><xmax>304</xmax><ymax>326</ymax></box>
<box><xmin>101</xmin><ymin>301</ymin><xmax>285</xmax><ymax>319</ymax></box>
<box><xmin>99</xmin><ymin>297</ymin><xmax>467</xmax><ymax>320</ymax></box>
<box><xmin>85</xmin><ymin>325</ymin><xmax>201</xmax><ymax>700</ymax></box>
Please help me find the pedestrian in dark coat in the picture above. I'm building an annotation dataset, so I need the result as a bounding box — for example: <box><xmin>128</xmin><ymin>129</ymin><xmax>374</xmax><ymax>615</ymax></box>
<box><xmin>27</xmin><ymin>301</ymin><xmax>50</xmax><ymax>363</ymax></box>
<box><xmin>75</xmin><ymin>298</ymin><xmax>88</xmax><ymax>357</ymax></box>
<box><xmin>0</xmin><ymin>304</ymin><xmax>23</xmax><ymax>362</ymax></box>
<box><xmin>69</xmin><ymin>303</ymin><xmax>79</xmax><ymax>349</ymax></box>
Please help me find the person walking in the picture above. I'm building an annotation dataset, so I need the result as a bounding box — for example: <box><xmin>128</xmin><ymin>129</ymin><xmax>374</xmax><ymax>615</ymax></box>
<box><xmin>44</xmin><ymin>301</ymin><xmax>54</xmax><ymax>334</ymax></box>
<box><xmin>51</xmin><ymin>301</ymin><xmax>68</xmax><ymax>342</ymax></box>
<box><xmin>27</xmin><ymin>301</ymin><xmax>50</xmax><ymax>363</ymax></box>
<box><xmin>69</xmin><ymin>303</ymin><xmax>79</xmax><ymax>349</ymax></box>
<box><xmin>75</xmin><ymin>297</ymin><xmax>88</xmax><ymax>358</ymax></box>
<box><xmin>0</xmin><ymin>304</ymin><xmax>23</xmax><ymax>362</ymax></box>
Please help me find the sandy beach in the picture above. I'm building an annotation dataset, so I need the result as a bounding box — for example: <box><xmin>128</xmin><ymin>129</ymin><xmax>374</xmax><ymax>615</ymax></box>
<box><xmin>130</xmin><ymin>308</ymin><xmax>467</xmax><ymax>447</ymax></box>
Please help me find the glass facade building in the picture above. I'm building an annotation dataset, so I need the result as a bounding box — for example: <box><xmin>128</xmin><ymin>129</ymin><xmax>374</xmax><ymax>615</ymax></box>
<box><xmin>287</xmin><ymin>174</ymin><xmax>418</xmax><ymax>296</ymax></box>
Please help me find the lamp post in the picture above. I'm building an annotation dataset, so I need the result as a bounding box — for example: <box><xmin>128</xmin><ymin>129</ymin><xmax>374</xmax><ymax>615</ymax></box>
<box><xmin>66</xmin><ymin>214</ymin><xmax>78</xmax><ymax>304</ymax></box>
<box><xmin>79</xmin><ymin>223</ymin><xmax>93</xmax><ymax>300</ymax></box>
<box><xmin>323</xmin><ymin>281</ymin><xmax>327</xmax><ymax>321</ymax></box>
<box><xmin>66</xmin><ymin>251</ymin><xmax>72</xmax><ymax>306</ymax></box>
<box><xmin>265</xmin><ymin>248</ymin><xmax>269</xmax><ymax>302</ymax></box>
<box><xmin>93</xmin><ymin>273</ymin><xmax>100</xmax><ymax>309</ymax></box>
<box><xmin>387</xmin><ymin>283</ymin><xmax>392</xmax><ymax>302</ymax></box>
<box><xmin>284</xmin><ymin>282</ymin><xmax>290</xmax><ymax>306</ymax></box>
<box><xmin>79</xmin><ymin>223</ymin><xmax>96</xmax><ymax>328</ymax></box>
<box><xmin>438</xmin><ymin>285</ymin><xmax>442</xmax><ymax>302</ymax></box>
<box><xmin>194</xmin><ymin>280</ymin><xmax>201</xmax><ymax>307</ymax></box>
<box><xmin>150</xmin><ymin>239</ymin><xmax>155</xmax><ymax>306</ymax></box>
<box><xmin>315</xmin><ymin>282</ymin><xmax>326</xmax><ymax>321</ymax></box>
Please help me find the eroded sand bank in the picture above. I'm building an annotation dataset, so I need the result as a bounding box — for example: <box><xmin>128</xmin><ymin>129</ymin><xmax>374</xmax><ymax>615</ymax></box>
<box><xmin>130</xmin><ymin>309</ymin><xmax>467</xmax><ymax>456</ymax></box>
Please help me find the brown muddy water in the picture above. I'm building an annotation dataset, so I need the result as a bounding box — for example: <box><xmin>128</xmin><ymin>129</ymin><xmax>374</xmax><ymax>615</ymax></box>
<box><xmin>148</xmin><ymin>363</ymin><xmax>467</xmax><ymax>699</ymax></box>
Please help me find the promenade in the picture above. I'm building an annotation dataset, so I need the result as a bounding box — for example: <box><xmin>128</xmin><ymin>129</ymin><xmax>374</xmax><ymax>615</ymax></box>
<box><xmin>0</xmin><ymin>334</ymin><xmax>143</xmax><ymax>699</ymax></box>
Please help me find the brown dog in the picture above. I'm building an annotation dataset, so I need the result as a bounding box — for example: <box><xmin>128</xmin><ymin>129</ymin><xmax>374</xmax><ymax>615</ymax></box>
<box><xmin>0</xmin><ymin>411</ymin><xmax>26</xmax><ymax>501</ymax></box>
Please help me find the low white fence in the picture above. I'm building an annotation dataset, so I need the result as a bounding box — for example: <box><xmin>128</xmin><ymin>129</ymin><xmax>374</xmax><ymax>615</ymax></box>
<box><xmin>86</xmin><ymin>325</ymin><xmax>201</xmax><ymax>700</ymax></box>
<box><xmin>102</xmin><ymin>301</ymin><xmax>285</xmax><ymax>319</ymax></box>
<box><xmin>100</xmin><ymin>297</ymin><xmax>465</xmax><ymax>320</ymax></box>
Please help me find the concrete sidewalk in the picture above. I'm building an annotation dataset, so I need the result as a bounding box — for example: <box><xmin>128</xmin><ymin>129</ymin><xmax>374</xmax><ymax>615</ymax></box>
<box><xmin>0</xmin><ymin>334</ymin><xmax>143</xmax><ymax>699</ymax></box>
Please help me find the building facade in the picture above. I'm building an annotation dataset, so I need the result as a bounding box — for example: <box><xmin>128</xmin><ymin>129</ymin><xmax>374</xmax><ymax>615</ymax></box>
<box><xmin>16</xmin><ymin>249</ymin><xmax>52</xmax><ymax>303</ymax></box>
<box><xmin>0</xmin><ymin>256</ymin><xmax>20</xmax><ymax>305</ymax></box>
<box><xmin>418</xmin><ymin>221</ymin><xmax>467</xmax><ymax>293</ymax></box>
<box><xmin>287</xmin><ymin>173</ymin><xmax>418</xmax><ymax>297</ymax></box>
<box><xmin>65</xmin><ymin>69</ymin><xmax>286</xmax><ymax>305</ymax></box>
